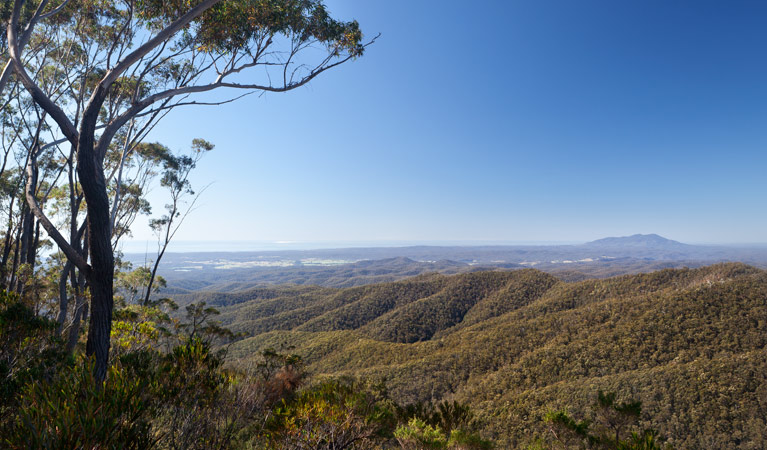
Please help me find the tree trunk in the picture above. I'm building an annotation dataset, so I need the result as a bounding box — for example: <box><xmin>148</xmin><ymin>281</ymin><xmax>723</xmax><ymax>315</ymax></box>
<box><xmin>66</xmin><ymin>297</ymin><xmax>83</xmax><ymax>353</ymax></box>
<box><xmin>15</xmin><ymin>207</ymin><xmax>33</xmax><ymax>294</ymax></box>
<box><xmin>0</xmin><ymin>195</ymin><xmax>16</xmax><ymax>290</ymax></box>
<box><xmin>56</xmin><ymin>260</ymin><xmax>73</xmax><ymax>334</ymax></box>
<box><xmin>144</xmin><ymin>247</ymin><xmax>166</xmax><ymax>306</ymax></box>
<box><xmin>30</xmin><ymin>219</ymin><xmax>40</xmax><ymax>270</ymax></box>
<box><xmin>84</xmin><ymin>257</ymin><xmax>112</xmax><ymax>380</ymax></box>
<box><xmin>8</xmin><ymin>220</ymin><xmax>21</xmax><ymax>291</ymax></box>
<box><xmin>18</xmin><ymin>156</ymin><xmax>37</xmax><ymax>290</ymax></box>
<box><xmin>66</xmin><ymin>269</ymin><xmax>87</xmax><ymax>354</ymax></box>
<box><xmin>78</xmin><ymin>100</ymin><xmax>114</xmax><ymax>382</ymax></box>
<box><xmin>16</xmin><ymin>154</ymin><xmax>37</xmax><ymax>295</ymax></box>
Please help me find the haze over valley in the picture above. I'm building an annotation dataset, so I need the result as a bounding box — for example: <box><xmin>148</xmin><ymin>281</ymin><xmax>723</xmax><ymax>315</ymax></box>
<box><xmin>127</xmin><ymin>234</ymin><xmax>767</xmax><ymax>292</ymax></box>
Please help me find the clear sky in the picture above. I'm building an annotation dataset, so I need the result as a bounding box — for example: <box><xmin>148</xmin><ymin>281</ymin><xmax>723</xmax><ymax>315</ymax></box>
<box><xmin>128</xmin><ymin>0</ymin><xmax>767</xmax><ymax>249</ymax></box>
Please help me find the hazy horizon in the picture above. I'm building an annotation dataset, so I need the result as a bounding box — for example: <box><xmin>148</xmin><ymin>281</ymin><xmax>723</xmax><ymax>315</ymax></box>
<box><xmin>120</xmin><ymin>234</ymin><xmax>767</xmax><ymax>254</ymax></box>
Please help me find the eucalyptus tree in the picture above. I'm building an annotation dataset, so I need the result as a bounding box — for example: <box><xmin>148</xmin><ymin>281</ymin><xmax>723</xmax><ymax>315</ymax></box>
<box><xmin>5</xmin><ymin>0</ymin><xmax>370</xmax><ymax>380</ymax></box>
<box><xmin>144</xmin><ymin>138</ymin><xmax>211</xmax><ymax>306</ymax></box>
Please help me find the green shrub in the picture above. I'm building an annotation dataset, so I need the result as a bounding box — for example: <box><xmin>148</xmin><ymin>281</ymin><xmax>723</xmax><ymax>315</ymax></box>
<box><xmin>395</xmin><ymin>418</ymin><xmax>448</xmax><ymax>450</ymax></box>
<box><xmin>0</xmin><ymin>290</ymin><xmax>66</xmax><ymax>425</ymax></box>
<box><xmin>266</xmin><ymin>378</ymin><xmax>395</xmax><ymax>449</ymax></box>
<box><xmin>4</xmin><ymin>358</ymin><xmax>154</xmax><ymax>449</ymax></box>
<box><xmin>541</xmin><ymin>390</ymin><xmax>672</xmax><ymax>450</ymax></box>
<box><xmin>447</xmin><ymin>429</ymin><xmax>494</xmax><ymax>450</ymax></box>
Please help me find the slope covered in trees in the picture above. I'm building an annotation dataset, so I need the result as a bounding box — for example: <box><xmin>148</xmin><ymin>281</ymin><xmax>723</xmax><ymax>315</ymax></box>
<box><xmin>222</xmin><ymin>263</ymin><xmax>767</xmax><ymax>449</ymax></box>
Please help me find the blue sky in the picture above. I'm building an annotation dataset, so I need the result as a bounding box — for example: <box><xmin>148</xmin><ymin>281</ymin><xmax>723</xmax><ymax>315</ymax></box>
<box><xmin>130</xmin><ymin>0</ymin><xmax>767</xmax><ymax>248</ymax></box>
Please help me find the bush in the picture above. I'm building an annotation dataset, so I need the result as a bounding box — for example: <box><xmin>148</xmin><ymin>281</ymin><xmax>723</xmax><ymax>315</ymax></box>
<box><xmin>395</xmin><ymin>418</ymin><xmax>448</xmax><ymax>450</ymax></box>
<box><xmin>4</xmin><ymin>358</ymin><xmax>154</xmax><ymax>449</ymax></box>
<box><xmin>447</xmin><ymin>429</ymin><xmax>494</xmax><ymax>450</ymax></box>
<box><xmin>0</xmin><ymin>290</ymin><xmax>66</xmax><ymax>427</ymax></box>
<box><xmin>541</xmin><ymin>390</ymin><xmax>672</xmax><ymax>450</ymax></box>
<box><xmin>265</xmin><ymin>378</ymin><xmax>395</xmax><ymax>449</ymax></box>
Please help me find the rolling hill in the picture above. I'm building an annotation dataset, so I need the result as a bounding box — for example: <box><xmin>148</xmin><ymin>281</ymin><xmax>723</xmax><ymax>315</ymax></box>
<box><xmin>217</xmin><ymin>263</ymin><xmax>767</xmax><ymax>449</ymax></box>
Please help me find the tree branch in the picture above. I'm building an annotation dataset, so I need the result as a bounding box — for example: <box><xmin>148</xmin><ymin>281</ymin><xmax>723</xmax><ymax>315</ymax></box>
<box><xmin>98</xmin><ymin>52</ymin><xmax>355</xmax><ymax>156</ymax></box>
<box><xmin>101</xmin><ymin>0</ymin><xmax>222</xmax><ymax>87</ymax></box>
<box><xmin>25</xmin><ymin>158</ymin><xmax>88</xmax><ymax>272</ymax></box>
<box><xmin>7</xmin><ymin>0</ymin><xmax>79</xmax><ymax>146</ymax></box>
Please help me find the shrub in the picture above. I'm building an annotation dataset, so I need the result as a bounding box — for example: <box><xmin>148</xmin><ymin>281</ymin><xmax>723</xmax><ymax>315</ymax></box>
<box><xmin>4</xmin><ymin>358</ymin><xmax>154</xmax><ymax>449</ymax></box>
<box><xmin>0</xmin><ymin>290</ymin><xmax>66</xmax><ymax>426</ymax></box>
<box><xmin>395</xmin><ymin>418</ymin><xmax>448</xmax><ymax>450</ymax></box>
<box><xmin>447</xmin><ymin>429</ymin><xmax>494</xmax><ymax>450</ymax></box>
<box><xmin>266</xmin><ymin>378</ymin><xmax>395</xmax><ymax>449</ymax></box>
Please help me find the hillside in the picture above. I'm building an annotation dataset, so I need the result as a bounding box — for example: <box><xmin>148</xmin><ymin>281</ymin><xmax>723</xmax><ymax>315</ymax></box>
<box><xmin>221</xmin><ymin>263</ymin><xmax>767</xmax><ymax>449</ymax></box>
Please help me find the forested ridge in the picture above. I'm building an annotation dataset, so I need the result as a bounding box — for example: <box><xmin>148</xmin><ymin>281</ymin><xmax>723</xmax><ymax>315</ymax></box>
<box><xmin>221</xmin><ymin>263</ymin><xmax>767</xmax><ymax>449</ymax></box>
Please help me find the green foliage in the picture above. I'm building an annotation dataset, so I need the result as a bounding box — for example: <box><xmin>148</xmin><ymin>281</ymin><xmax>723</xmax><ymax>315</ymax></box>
<box><xmin>397</xmin><ymin>400</ymin><xmax>477</xmax><ymax>439</ymax></box>
<box><xmin>134</xmin><ymin>0</ymin><xmax>365</xmax><ymax>55</ymax></box>
<box><xmin>0</xmin><ymin>286</ymin><xmax>280</xmax><ymax>449</ymax></box>
<box><xmin>0</xmin><ymin>290</ymin><xmax>65</xmax><ymax>417</ymax></box>
<box><xmin>393</xmin><ymin>420</ymin><xmax>494</xmax><ymax>450</ymax></box>
<box><xmin>4</xmin><ymin>358</ymin><xmax>154</xmax><ymax>449</ymax></box>
<box><xmin>541</xmin><ymin>391</ymin><xmax>670</xmax><ymax>450</ymax></box>
<box><xmin>433</xmin><ymin>401</ymin><xmax>475</xmax><ymax>436</ymax></box>
<box><xmin>183</xmin><ymin>301</ymin><xmax>237</xmax><ymax>344</ymax></box>
<box><xmin>543</xmin><ymin>410</ymin><xmax>591</xmax><ymax>447</ymax></box>
<box><xmin>253</xmin><ymin>347</ymin><xmax>302</xmax><ymax>382</ymax></box>
<box><xmin>2</xmin><ymin>326</ymin><xmax>301</xmax><ymax>449</ymax></box>
<box><xmin>159</xmin><ymin>338</ymin><xmax>226</xmax><ymax>407</ymax></box>
<box><xmin>447</xmin><ymin>429</ymin><xmax>494</xmax><ymax>450</ymax></box>
<box><xmin>265</xmin><ymin>378</ymin><xmax>395</xmax><ymax>449</ymax></box>
<box><xmin>395</xmin><ymin>418</ymin><xmax>447</xmax><ymax>450</ymax></box>
<box><xmin>201</xmin><ymin>270</ymin><xmax>556</xmax><ymax>342</ymax></box>
<box><xmin>2</xmin><ymin>0</ymin><xmax>372</xmax><ymax>443</ymax></box>
<box><xmin>3</xmin><ymin>263</ymin><xmax>764</xmax><ymax>448</ymax></box>
<box><xmin>149</xmin><ymin>338</ymin><xmax>258</xmax><ymax>449</ymax></box>
<box><xmin>395</xmin><ymin>401</ymin><xmax>492</xmax><ymax>450</ymax></box>
<box><xmin>115</xmin><ymin>267</ymin><xmax>167</xmax><ymax>305</ymax></box>
<box><xmin>111</xmin><ymin>302</ymin><xmax>177</xmax><ymax>356</ymax></box>
<box><xmin>362</xmin><ymin>271</ymin><xmax>554</xmax><ymax>343</ymax></box>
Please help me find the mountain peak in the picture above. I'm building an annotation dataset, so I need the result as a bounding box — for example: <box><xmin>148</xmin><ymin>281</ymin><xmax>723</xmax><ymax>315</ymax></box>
<box><xmin>584</xmin><ymin>234</ymin><xmax>687</xmax><ymax>248</ymax></box>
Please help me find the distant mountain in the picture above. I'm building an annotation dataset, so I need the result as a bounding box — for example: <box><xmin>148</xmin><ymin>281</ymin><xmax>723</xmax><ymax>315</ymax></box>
<box><xmin>584</xmin><ymin>234</ymin><xmax>689</xmax><ymax>249</ymax></box>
